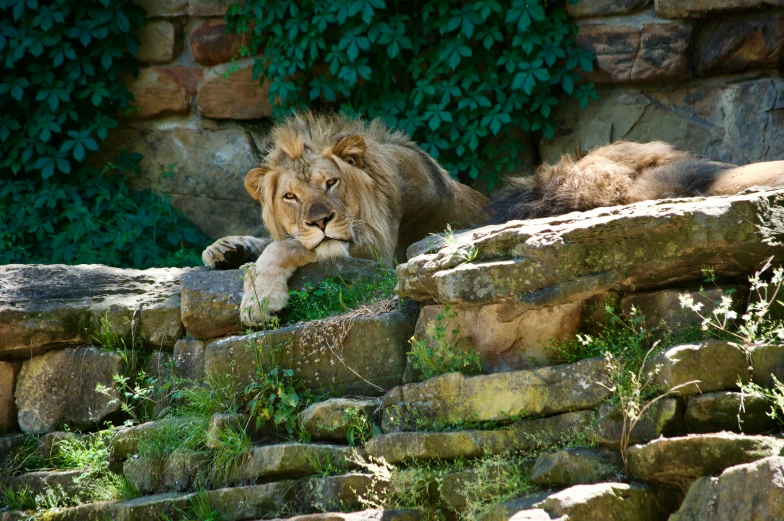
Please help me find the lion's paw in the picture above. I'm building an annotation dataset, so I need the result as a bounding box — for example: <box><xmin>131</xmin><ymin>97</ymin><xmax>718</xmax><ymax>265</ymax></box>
<box><xmin>240</xmin><ymin>281</ymin><xmax>289</xmax><ymax>326</ymax></box>
<box><xmin>202</xmin><ymin>236</ymin><xmax>269</xmax><ymax>270</ymax></box>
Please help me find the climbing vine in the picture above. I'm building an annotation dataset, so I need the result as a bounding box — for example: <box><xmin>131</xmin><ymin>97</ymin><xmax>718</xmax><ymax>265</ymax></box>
<box><xmin>226</xmin><ymin>0</ymin><xmax>597</xmax><ymax>188</ymax></box>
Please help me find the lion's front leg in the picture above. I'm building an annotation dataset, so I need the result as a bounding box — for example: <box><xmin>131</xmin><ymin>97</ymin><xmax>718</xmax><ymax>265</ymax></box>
<box><xmin>202</xmin><ymin>236</ymin><xmax>271</xmax><ymax>269</ymax></box>
<box><xmin>240</xmin><ymin>240</ymin><xmax>317</xmax><ymax>325</ymax></box>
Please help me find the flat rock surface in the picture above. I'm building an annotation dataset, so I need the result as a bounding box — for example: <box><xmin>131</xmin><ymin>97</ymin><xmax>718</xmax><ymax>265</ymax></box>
<box><xmin>366</xmin><ymin>411</ymin><xmax>593</xmax><ymax>464</ymax></box>
<box><xmin>628</xmin><ymin>432</ymin><xmax>784</xmax><ymax>492</ymax></box>
<box><xmin>181</xmin><ymin>258</ymin><xmax>392</xmax><ymax>340</ymax></box>
<box><xmin>397</xmin><ymin>190</ymin><xmax>784</xmax><ymax>308</ymax></box>
<box><xmin>0</xmin><ymin>264</ymin><xmax>190</xmax><ymax>358</ymax></box>
<box><xmin>204</xmin><ymin>310</ymin><xmax>414</xmax><ymax>397</ymax></box>
<box><xmin>382</xmin><ymin>358</ymin><xmax>610</xmax><ymax>431</ymax></box>
<box><xmin>298</xmin><ymin>398</ymin><xmax>381</xmax><ymax>443</ymax></box>
<box><xmin>589</xmin><ymin>399</ymin><xmax>684</xmax><ymax>448</ymax></box>
<box><xmin>670</xmin><ymin>456</ymin><xmax>784</xmax><ymax>521</ymax></box>
<box><xmin>685</xmin><ymin>391</ymin><xmax>777</xmax><ymax>434</ymax></box>
<box><xmin>531</xmin><ymin>447</ymin><xmax>623</xmax><ymax>487</ymax></box>
<box><xmin>226</xmin><ymin>444</ymin><xmax>354</xmax><ymax>484</ymax></box>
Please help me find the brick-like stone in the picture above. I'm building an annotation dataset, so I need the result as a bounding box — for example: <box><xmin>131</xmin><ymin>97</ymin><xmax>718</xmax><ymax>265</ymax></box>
<box><xmin>366</xmin><ymin>411</ymin><xmax>594</xmax><ymax>464</ymax></box>
<box><xmin>15</xmin><ymin>347</ymin><xmax>126</xmax><ymax>434</ymax></box>
<box><xmin>302</xmin><ymin>474</ymin><xmax>380</xmax><ymax>513</ymax></box>
<box><xmin>685</xmin><ymin>391</ymin><xmax>777</xmax><ymax>434</ymax></box>
<box><xmin>531</xmin><ymin>447</ymin><xmax>623</xmax><ymax>487</ymax></box>
<box><xmin>197</xmin><ymin>60</ymin><xmax>272</xmax><ymax>120</ymax></box>
<box><xmin>136</xmin><ymin>0</ymin><xmax>188</xmax><ymax>17</ymax></box>
<box><xmin>646</xmin><ymin>340</ymin><xmax>750</xmax><ymax>397</ymax></box>
<box><xmin>190</xmin><ymin>20</ymin><xmax>246</xmax><ymax>66</ymax></box>
<box><xmin>670</xmin><ymin>456</ymin><xmax>784</xmax><ymax>521</ymax></box>
<box><xmin>535</xmin><ymin>483</ymin><xmax>682</xmax><ymax>521</ymax></box>
<box><xmin>124</xmin><ymin>451</ymin><xmax>203</xmax><ymax>494</ymax></box>
<box><xmin>567</xmin><ymin>0</ymin><xmax>651</xmax><ymax>18</ymax></box>
<box><xmin>205</xmin><ymin>310</ymin><xmax>414</xmax><ymax>396</ymax></box>
<box><xmin>126</xmin><ymin>67</ymin><xmax>189</xmax><ymax>119</ymax></box>
<box><xmin>655</xmin><ymin>0</ymin><xmax>783</xmax><ymax>18</ymax></box>
<box><xmin>413</xmin><ymin>300</ymin><xmax>584</xmax><ymax>373</ymax></box>
<box><xmin>0</xmin><ymin>361</ymin><xmax>20</xmax><ymax>433</ymax></box>
<box><xmin>575</xmin><ymin>21</ymin><xmax>692</xmax><ymax>83</ymax></box>
<box><xmin>697</xmin><ymin>14</ymin><xmax>784</xmax><ymax>76</ymax></box>
<box><xmin>589</xmin><ymin>399</ymin><xmax>685</xmax><ymax>448</ymax></box>
<box><xmin>188</xmin><ymin>0</ymin><xmax>234</xmax><ymax>16</ymax></box>
<box><xmin>382</xmin><ymin>358</ymin><xmax>611</xmax><ymax>432</ymax></box>
<box><xmin>136</xmin><ymin>20</ymin><xmax>177</xmax><ymax>64</ymax></box>
<box><xmin>226</xmin><ymin>444</ymin><xmax>353</xmax><ymax>484</ymax></box>
<box><xmin>173</xmin><ymin>337</ymin><xmax>206</xmax><ymax>380</ymax></box>
<box><xmin>628</xmin><ymin>432</ymin><xmax>784</xmax><ymax>492</ymax></box>
<box><xmin>157</xmin><ymin>66</ymin><xmax>203</xmax><ymax>96</ymax></box>
<box><xmin>750</xmin><ymin>343</ymin><xmax>784</xmax><ymax>388</ymax></box>
<box><xmin>621</xmin><ymin>285</ymin><xmax>748</xmax><ymax>331</ymax></box>
<box><xmin>298</xmin><ymin>398</ymin><xmax>380</xmax><ymax>443</ymax></box>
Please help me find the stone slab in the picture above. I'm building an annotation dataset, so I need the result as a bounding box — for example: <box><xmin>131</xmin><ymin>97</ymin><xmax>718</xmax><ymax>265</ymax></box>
<box><xmin>531</xmin><ymin>447</ymin><xmax>623</xmax><ymax>487</ymax></box>
<box><xmin>589</xmin><ymin>399</ymin><xmax>684</xmax><ymax>448</ymax></box>
<box><xmin>298</xmin><ymin>398</ymin><xmax>381</xmax><ymax>443</ymax></box>
<box><xmin>696</xmin><ymin>14</ymin><xmax>784</xmax><ymax>76</ymax></box>
<box><xmin>0</xmin><ymin>264</ymin><xmax>189</xmax><ymax>359</ymax></box>
<box><xmin>197</xmin><ymin>60</ymin><xmax>272</xmax><ymax>120</ymax></box>
<box><xmin>685</xmin><ymin>391</ymin><xmax>777</xmax><ymax>434</ymax></box>
<box><xmin>399</xmin><ymin>190</ymin><xmax>784</xmax><ymax>307</ymax></box>
<box><xmin>136</xmin><ymin>20</ymin><xmax>177</xmax><ymax>64</ymax></box>
<box><xmin>382</xmin><ymin>358</ymin><xmax>610</xmax><ymax>431</ymax></box>
<box><xmin>226</xmin><ymin>444</ymin><xmax>354</xmax><ymax>484</ymax></box>
<box><xmin>0</xmin><ymin>361</ymin><xmax>20</xmax><ymax>433</ymax></box>
<box><xmin>628</xmin><ymin>432</ymin><xmax>784</xmax><ymax>492</ymax></box>
<box><xmin>204</xmin><ymin>310</ymin><xmax>414</xmax><ymax>397</ymax></box>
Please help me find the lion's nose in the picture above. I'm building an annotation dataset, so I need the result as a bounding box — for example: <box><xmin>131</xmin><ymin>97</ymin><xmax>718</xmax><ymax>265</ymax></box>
<box><xmin>307</xmin><ymin>212</ymin><xmax>335</xmax><ymax>231</ymax></box>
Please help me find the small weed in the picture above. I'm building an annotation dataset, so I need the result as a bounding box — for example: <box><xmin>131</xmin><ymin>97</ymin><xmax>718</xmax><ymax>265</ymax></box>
<box><xmin>0</xmin><ymin>437</ymin><xmax>48</xmax><ymax>477</ymax></box>
<box><xmin>407</xmin><ymin>305</ymin><xmax>483</xmax><ymax>381</ymax></box>
<box><xmin>342</xmin><ymin>408</ymin><xmax>379</xmax><ymax>447</ymax></box>
<box><xmin>205</xmin><ymin>422</ymin><xmax>251</xmax><ymax>486</ymax></box>
<box><xmin>159</xmin><ymin>491</ymin><xmax>221</xmax><ymax>521</ymax></box>
<box><xmin>0</xmin><ymin>485</ymin><xmax>36</xmax><ymax>510</ymax></box>
<box><xmin>741</xmin><ymin>376</ymin><xmax>784</xmax><ymax>424</ymax></box>
<box><xmin>308</xmin><ymin>451</ymin><xmax>349</xmax><ymax>478</ymax></box>
<box><xmin>284</xmin><ymin>272</ymin><xmax>397</xmax><ymax>325</ymax></box>
<box><xmin>457</xmin><ymin>454</ymin><xmax>536</xmax><ymax>521</ymax></box>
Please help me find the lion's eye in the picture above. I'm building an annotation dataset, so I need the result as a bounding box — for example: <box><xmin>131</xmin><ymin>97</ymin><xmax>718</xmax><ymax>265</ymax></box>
<box><xmin>345</xmin><ymin>157</ymin><xmax>355</xmax><ymax>165</ymax></box>
<box><xmin>283</xmin><ymin>192</ymin><xmax>297</xmax><ymax>200</ymax></box>
<box><xmin>326</xmin><ymin>178</ymin><xmax>338</xmax><ymax>188</ymax></box>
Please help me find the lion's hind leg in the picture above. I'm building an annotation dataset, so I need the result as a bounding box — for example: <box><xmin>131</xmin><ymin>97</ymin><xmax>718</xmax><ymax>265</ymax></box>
<box><xmin>202</xmin><ymin>236</ymin><xmax>271</xmax><ymax>269</ymax></box>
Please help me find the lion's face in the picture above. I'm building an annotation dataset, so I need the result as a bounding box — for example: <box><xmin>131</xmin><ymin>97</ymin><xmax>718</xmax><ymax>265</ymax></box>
<box><xmin>244</xmin><ymin>134</ymin><xmax>368</xmax><ymax>260</ymax></box>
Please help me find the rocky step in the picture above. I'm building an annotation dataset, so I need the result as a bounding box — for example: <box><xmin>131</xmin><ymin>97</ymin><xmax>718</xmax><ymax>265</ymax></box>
<box><xmin>629</xmin><ymin>432</ymin><xmax>784</xmax><ymax>493</ymax></box>
<box><xmin>397</xmin><ymin>189</ymin><xmax>784</xmax><ymax>308</ymax></box>
<box><xmin>264</xmin><ymin>511</ymin><xmax>425</xmax><ymax>521</ymax></box>
<box><xmin>38</xmin><ymin>482</ymin><xmax>296</xmax><ymax>521</ymax></box>
<box><xmin>481</xmin><ymin>483</ymin><xmax>683</xmax><ymax>521</ymax></box>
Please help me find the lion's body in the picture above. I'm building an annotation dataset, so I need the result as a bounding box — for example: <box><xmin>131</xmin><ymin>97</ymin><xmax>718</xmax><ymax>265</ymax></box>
<box><xmin>488</xmin><ymin>141</ymin><xmax>784</xmax><ymax>223</ymax></box>
<box><xmin>202</xmin><ymin>113</ymin><xmax>488</xmax><ymax>324</ymax></box>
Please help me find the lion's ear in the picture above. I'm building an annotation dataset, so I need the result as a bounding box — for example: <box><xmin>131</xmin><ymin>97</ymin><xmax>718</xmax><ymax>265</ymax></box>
<box><xmin>245</xmin><ymin>167</ymin><xmax>271</xmax><ymax>201</ymax></box>
<box><xmin>332</xmin><ymin>135</ymin><xmax>366</xmax><ymax>167</ymax></box>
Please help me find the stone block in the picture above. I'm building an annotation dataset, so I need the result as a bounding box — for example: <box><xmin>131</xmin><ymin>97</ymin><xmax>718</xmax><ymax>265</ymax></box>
<box><xmin>190</xmin><ymin>20</ymin><xmax>246</xmax><ymax>66</ymax></box>
<box><xmin>575</xmin><ymin>20</ymin><xmax>691</xmax><ymax>83</ymax></box>
<box><xmin>534</xmin><ymin>483</ymin><xmax>682</xmax><ymax>521</ymax></box>
<box><xmin>0</xmin><ymin>469</ymin><xmax>82</xmax><ymax>499</ymax></box>
<box><xmin>684</xmin><ymin>391</ymin><xmax>777</xmax><ymax>434</ymax></box>
<box><xmin>15</xmin><ymin>347</ymin><xmax>126</xmax><ymax>434</ymax></box>
<box><xmin>628</xmin><ymin>432</ymin><xmax>784</xmax><ymax>492</ymax></box>
<box><xmin>696</xmin><ymin>14</ymin><xmax>784</xmax><ymax>76</ymax></box>
<box><xmin>531</xmin><ymin>447</ymin><xmax>623</xmax><ymax>487</ymax></box>
<box><xmin>197</xmin><ymin>60</ymin><xmax>272</xmax><ymax>120</ymax></box>
<box><xmin>589</xmin><ymin>399</ymin><xmax>685</xmax><ymax>448</ymax></box>
<box><xmin>398</xmin><ymin>190</ymin><xmax>784</xmax><ymax>308</ymax></box>
<box><xmin>655</xmin><ymin>0</ymin><xmax>783</xmax><ymax>18</ymax></box>
<box><xmin>669</xmin><ymin>456</ymin><xmax>784</xmax><ymax>521</ymax></box>
<box><xmin>0</xmin><ymin>361</ymin><xmax>20</xmax><ymax>433</ymax></box>
<box><xmin>750</xmin><ymin>343</ymin><xmax>784</xmax><ymax>387</ymax></box>
<box><xmin>366</xmin><ymin>411</ymin><xmax>594</xmax><ymax>464</ymax></box>
<box><xmin>123</xmin><ymin>451</ymin><xmax>203</xmax><ymax>494</ymax></box>
<box><xmin>188</xmin><ymin>0</ymin><xmax>234</xmax><ymax>16</ymax></box>
<box><xmin>413</xmin><ymin>300</ymin><xmax>584</xmax><ymax>372</ymax></box>
<box><xmin>135</xmin><ymin>0</ymin><xmax>188</xmax><ymax>17</ymax></box>
<box><xmin>567</xmin><ymin>0</ymin><xmax>651</xmax><ymax>18</ymax></box>
<box><xmin>382</xmin><ymin>358</ymin><xmax>611</xmax><ymax>431</ymax></box>
<box><xmin>646</xmin><ymin>340</ymin><xmax>750</xmax><ymax>397</ymax></box>
<box><xmin>0</xmin><ymin>264</ymin><xmax>189</xmax><ymax>359</ymax></box>
<box><xmin>302</xmin><ymin>474</ymin><xmax>380</xmax><ymax>513</ymax></box>
<box><xmin>298</xmin><ymin>398</ymin><xmax>381</xmax><ymax>443</ymax></box>
<box><xmin>125</xmin><ymin>67</ymin><xmax>189</xmax><ymax>119</ymax></box>
<box><xmin>226</xmin><ymin>444</ymin><xmax>353</xmax><ymax>484</ymax></box>
<box><xmin>111</xmin><ymin>417</ymin><xmax>198</xmax><ymax>460</ymax></box>
<box><xmin>620</xmin><ymin>285</ymin><xmax>748</xmax><ymax>332</ymax></box>
<box><xmin>136</xmin><ymin>20</ymin><xmax>177</xmax><ymax>64</ymax></box>
<box><xmin>173</xmin><ymin>337</ymin><xmax>206</xmax><ymax>380</ymax></box>
<box><xmin>204</xmin><ymin>310</ymin><xmax>414</xmax><ymax>396</ymax></box>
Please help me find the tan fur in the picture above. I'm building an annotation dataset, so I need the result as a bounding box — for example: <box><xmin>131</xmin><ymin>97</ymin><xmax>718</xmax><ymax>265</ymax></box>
<box><xmin>203</xmin><ymin>112</ymin><xmax>489</xmax><ymax>325</ymax></box>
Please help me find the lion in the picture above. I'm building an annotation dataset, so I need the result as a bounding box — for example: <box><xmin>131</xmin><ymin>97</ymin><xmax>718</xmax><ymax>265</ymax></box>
<box><xmin>202</xmin><ymin>112</ymin><xmax>489</xmax><ymax>325</ymax></box>
<box><xmin>488</xmin><ymin>140</ymin><xmax>784</xmax><ymax>223</ymax></box>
